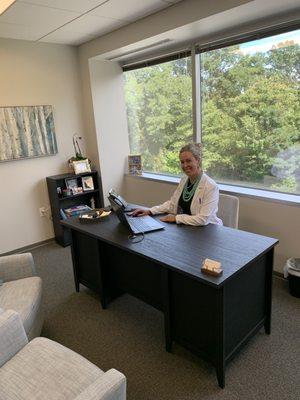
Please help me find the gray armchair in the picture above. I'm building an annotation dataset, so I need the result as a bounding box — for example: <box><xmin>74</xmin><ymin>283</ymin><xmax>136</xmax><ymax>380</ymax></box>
<box><xmin>0</xmin><ymin>253</ymin><xmax>43</xmax><ymax>340</ymax></box>
<box><xmin>0</xmin><ymin>309</ymin><xmax>126</xmax><ymax>400</ymax></box>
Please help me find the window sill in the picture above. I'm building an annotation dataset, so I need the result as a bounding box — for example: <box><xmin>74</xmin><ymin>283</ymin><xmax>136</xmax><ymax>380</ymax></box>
<box><xmin>126</xmin><ymin>172</ymin><xmax>300</xmax><ymax>206</ymax></box>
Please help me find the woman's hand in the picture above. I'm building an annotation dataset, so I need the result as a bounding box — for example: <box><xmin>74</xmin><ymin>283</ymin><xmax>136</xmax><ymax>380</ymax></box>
<box><xmin>160</xmin><ymin>214</ymin><xmax>176</xmax><ymax>223</ymax></box>
<box><xmin>130</xmin><ymin>208</ymin><xmax>151</xmax><ymax>217</ymax></box>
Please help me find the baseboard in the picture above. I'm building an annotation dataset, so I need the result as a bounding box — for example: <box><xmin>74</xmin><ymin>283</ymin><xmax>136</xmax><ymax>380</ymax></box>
<box><xmin>1</xmin><ymin>238</ymin><xmax>55</xmax><ymax>256</ymax></box>
<box><xmin>273</xmin><ymin>270</ymin><xmax>285</xmax><ymax>279</ymax></box>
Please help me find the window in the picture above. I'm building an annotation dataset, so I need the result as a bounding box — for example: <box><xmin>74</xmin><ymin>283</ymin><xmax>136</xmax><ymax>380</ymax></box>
<box><xmin>201</xmin><ymin>30</ymin><xmax>300</xmax><ymax>195</ymax></box>
<box><xmin>124</xmin><ymin>28</ymin><xmax>300</xmax><ymax>195</ymax></box>
<box><xmin>123</xmin><ymin>56</ymin><xmax>193</xmax><ymax>175</ymax></box>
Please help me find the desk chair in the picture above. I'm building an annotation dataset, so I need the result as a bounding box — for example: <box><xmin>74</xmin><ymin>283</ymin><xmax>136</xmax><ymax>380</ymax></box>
<box><xmin>218</xmin><ymin>194</ymin><xmax>239</xmax><ymax>228</ymax></box>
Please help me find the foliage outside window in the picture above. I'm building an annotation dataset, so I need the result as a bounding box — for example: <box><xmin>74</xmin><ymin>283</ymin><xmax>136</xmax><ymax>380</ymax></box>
<box><xmin>201</xmin><ymin>31</ymin><xmax>300</xmax><ymax>194</ymax></box>
<box><xmin>124</xmin><ymin>30</ymin><xmax>300</xmax><ymax>195</ymax></box>
<box><xmin>124</xmin><ymin>57</ymin><xmax>192</xmax><ymax>175</ymax></box>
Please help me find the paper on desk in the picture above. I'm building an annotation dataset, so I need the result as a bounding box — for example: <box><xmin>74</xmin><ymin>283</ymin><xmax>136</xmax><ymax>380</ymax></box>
<box><xmin>100</xmin><ymin>211</ymin><xmax>111</xmax><ymax>217</ymax></box>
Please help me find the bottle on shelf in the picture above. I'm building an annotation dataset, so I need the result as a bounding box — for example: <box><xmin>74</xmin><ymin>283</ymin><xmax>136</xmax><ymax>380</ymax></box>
<box><xmin>90</xmin><ymin>196</ymin><xmax>95</xmax><ymax>209</ymax></box>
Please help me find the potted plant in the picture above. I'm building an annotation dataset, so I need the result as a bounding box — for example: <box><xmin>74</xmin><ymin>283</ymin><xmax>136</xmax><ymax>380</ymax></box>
<box><xmin>68</xmin><ymin>134</ymin><xmax>90</xmax><ymax>171</ymax></box>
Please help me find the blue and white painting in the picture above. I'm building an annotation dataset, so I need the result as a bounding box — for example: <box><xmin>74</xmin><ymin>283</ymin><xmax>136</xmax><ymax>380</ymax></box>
<box><xmin>0</xmin><ymin>105</ymin><xmax>57</xmax><ymax>162</ymax></box>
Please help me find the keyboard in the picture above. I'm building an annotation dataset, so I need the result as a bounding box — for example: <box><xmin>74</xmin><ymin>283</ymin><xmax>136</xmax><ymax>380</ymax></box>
<box><xmin>126</xmin><ymin>215</ymin><xmax>164</xmax><ymax>234</ymax></box>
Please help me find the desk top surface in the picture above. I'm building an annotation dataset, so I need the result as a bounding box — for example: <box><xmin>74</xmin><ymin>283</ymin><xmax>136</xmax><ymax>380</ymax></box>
<box><xmin>62</xmin><ymin>213</ymin><xmax>278</xmax><ymax>288</ymax></box>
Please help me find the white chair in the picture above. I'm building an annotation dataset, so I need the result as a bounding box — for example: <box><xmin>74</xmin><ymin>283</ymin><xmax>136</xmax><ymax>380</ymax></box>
<box><xmin>218</xmin><ymin>194</ymin><xmax>239</xmax><ymax>228</ymax></box>
<box><xmin>0</xmin><ymin>309</ymin><xmax>126</xmax><ymax>400</ymax></box>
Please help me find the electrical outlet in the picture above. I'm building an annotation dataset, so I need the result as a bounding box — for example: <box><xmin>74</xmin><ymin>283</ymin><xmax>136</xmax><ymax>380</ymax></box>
<box><xmin>39</xmin><ymin>207</ymin><xmax>47</xmax><ymax>217</ymax></box>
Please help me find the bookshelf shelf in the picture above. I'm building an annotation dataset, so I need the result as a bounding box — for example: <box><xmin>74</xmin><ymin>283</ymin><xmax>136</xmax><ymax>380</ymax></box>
<box><xmin>46</xmin><ymin>171</ymin><xmax>103</xmax><ymax>246</ymax></box>
<box><xmin>58</xmin><ymin>189</ymin><xmax>99</xmax><ymax>201</ymax></box>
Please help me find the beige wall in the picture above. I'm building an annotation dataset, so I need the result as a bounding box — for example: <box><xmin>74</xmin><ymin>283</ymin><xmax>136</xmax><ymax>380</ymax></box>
<box><xmin>89</xmin><ymin>59</ymin><xmax>130</xmax><ymax>204</ymax></box>
<box><xmin>0</xmin><ymin>38</ymin><xmax>84</xmax><ymax>253</ymax></box>
<box><xmin>123</xmin><ymin>176</ymin><xmax>300</xmax><ymax>273</ymax></box>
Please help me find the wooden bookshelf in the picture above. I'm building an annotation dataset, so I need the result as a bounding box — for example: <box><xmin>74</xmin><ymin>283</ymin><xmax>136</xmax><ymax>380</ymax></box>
<box><xmin>46</xmin><ymin>170</ymin><xmax>104</xmax><ymax>246</ymax></box>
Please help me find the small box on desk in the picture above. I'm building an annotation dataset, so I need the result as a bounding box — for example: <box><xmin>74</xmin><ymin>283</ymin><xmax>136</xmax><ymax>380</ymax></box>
<box><xmin>201</xmin><ymin>258</ymin><xmax>223</xmax><ymax>277</ymax></box>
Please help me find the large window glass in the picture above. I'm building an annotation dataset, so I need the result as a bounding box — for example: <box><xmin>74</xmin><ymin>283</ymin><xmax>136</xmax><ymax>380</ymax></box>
<box><xmin>124</xmin><ymin>57</ymin><xmax>192</xmax><ymax>175</ymax></box>
<box><xmin>201</xmin><ymin>30</ymin><xmax>300</xmax><ymax>194</ymax></box>
<box><xmin>123</xmin><ymin>29</ymin><xmax>299</xmax><ymax>195</ymax></box>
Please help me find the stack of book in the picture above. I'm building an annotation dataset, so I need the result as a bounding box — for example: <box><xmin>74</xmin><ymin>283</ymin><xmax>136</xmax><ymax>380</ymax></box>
<box><xmin>60</xmin><ymin>205</ymin><xmax>92</xmax><ymax>219</ymax></box>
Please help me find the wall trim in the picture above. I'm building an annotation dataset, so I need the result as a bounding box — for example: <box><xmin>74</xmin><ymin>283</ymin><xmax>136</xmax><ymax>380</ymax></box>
<box><xmin>1</xmin><ymin>238</ymin><xmax>55</xmax><ymax>256</ymax></box>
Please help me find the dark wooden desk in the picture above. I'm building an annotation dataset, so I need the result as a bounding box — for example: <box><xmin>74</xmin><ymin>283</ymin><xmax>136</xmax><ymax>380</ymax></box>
<box><xmin>62</xmin><ymin>214</ymin><xmax>278</xmax><ymax>388</ymax></box>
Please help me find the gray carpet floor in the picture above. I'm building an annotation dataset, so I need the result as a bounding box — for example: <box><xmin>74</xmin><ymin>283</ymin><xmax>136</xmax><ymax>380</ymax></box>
<box><xmin>31</xmin><ymin>241</ymin><xmax>300</xmax><ymax>400</ymax></box>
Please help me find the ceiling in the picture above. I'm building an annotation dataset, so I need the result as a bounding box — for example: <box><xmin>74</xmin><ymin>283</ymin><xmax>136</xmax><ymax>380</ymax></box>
<box><xmin>0</xmin><ymin>0</ymin><xmax>181</xmax><ymax>45</ymax></box>
<box><xmin>98</xmin><ymin>0</ymin><xmax>300</xmax><ymax>64</ymax></box>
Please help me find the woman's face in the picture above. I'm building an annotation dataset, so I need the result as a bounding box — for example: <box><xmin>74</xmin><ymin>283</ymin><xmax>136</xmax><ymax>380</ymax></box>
<box><xmin>179</xmin><ymin>151</ymin><xmax>201</xmax><ymax>179</ymax></box>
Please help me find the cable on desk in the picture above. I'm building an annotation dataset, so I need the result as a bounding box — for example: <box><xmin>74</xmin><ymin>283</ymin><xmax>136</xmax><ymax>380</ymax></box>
<box><xmin>128</xmin><ymin>233</ymin><xmax>145</xmax><ymax>243</ymax></box>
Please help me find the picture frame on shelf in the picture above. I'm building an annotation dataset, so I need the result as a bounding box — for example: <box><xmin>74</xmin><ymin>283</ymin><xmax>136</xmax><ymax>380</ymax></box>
<box><xmin>65</xmin><ymin>178</ymin><xmax>78</xmax><ymax>191</ymax></box>
<box><xmin>72</xmin><ymin>159</ymin><xmax>91</xmax><ymax>174</ymax></box>
<box><xmin>128</xmin><ymin>155</ymin><xmax>142</xmax><ymax>175</ymax></box>
<box><xmin>82</xmin><ymin>176</ymin><xmax>94</xmax><ymax>191</ymax></box>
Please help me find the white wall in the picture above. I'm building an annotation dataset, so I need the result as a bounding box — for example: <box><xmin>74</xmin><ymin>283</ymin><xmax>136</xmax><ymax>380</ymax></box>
<box><xmin>0</xmin><ymin>38</ymin><xmax>84</xmax><ymax>253</ymax></box>
<box><xmin>88</xmin><ymin>59</ymin><xmax>130</xmax><ymax>203</ymax></box>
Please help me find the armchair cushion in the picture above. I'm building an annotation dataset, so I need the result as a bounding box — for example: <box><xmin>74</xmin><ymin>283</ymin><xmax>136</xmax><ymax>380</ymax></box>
<box><xmin>0</xmin><ymin>276</ymin><xmax>42</xmax><ymax>339</ymax></box>
<box><xmin>0</xmin><ymin>337</ymin><xmax>105</xmax><ymax>400</ymax></box>
<box><xmin>74</xmin><ymin>369</ymin><xmax>126</xmax><ymax>400</ymax></box>
<box><xmin>0</xmin><ymin>309</ymin><xmax>28</xmax><ymax>367</ymax></box>
<box><xmin>0</xmin><ymin>253</ymin><xmax>36</xmax><ymax>282</ymax></box>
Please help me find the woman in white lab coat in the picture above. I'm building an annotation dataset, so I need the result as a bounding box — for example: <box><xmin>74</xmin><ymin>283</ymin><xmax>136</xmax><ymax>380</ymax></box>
<box><xmin>131</xmin><ymin>143</ymin><xmax>223</xmax><ymax>226</ymax></box>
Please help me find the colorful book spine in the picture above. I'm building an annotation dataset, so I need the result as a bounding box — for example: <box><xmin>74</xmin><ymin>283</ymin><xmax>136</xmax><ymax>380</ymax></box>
<box><xmin>64</xmin><ymin>205</ymin><xmax>92</xmax><ymax>217</ymax></box>
<box><xmin>60</xmin><ymin>209</ymin><xmax>67</xmax><ymax>220</ymax></box>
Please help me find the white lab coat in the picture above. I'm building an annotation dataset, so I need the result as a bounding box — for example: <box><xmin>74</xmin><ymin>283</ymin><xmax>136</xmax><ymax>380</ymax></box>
<box><xmin>149</xmin><ymin>173</ymin><xmax>223</xmax><ymax>226</ymax></box>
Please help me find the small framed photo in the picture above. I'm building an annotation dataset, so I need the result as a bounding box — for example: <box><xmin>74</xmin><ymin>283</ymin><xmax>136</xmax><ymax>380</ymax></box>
<box><xmin>72</xmin><ymin>186</ymin><xmax>83</xmax><ymax>195</ymax></box>
<box><xmin>128</xmin><ymin>155</ymin><xmax>142</xmax><ymax>175</ymax></box>
<box><xmin>72</xmin><ymin>159</ymin><xmax>91</xmax><ymax>175</ymax></box>
<box><xmin>82</xmin><ymin>176</ymin><xmax>94</xmax><ymax>191</ymax></box>
<box><xmin>65</xmin><ymin>178</ymin><xmax>78</xmax><ymax>193</ymax></box>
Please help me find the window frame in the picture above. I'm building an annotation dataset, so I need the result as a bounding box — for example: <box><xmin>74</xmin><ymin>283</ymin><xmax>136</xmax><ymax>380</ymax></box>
<box><xmin>123</xmin><ymin>20</ymin><xmax>300</xmax><ymax>199</ymax></box>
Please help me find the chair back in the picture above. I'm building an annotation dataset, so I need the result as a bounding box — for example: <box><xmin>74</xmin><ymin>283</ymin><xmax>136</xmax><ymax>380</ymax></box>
<box><xmin>218</xmin><ymin>194</ymin><xmax>239</xmax><ymax>228</ymax></box>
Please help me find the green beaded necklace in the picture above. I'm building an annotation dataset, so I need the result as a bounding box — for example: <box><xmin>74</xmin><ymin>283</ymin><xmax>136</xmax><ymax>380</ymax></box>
<box><xmin>182</xmin><ymin>172</ymin><xmax>202</xmax><ymax>202</ymax></box>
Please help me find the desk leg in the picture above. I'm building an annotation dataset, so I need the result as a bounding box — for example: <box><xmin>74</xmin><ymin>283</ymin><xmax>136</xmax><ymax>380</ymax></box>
<box><xmin>161</xmin><ymin>268</ymin><xmax>172</xmax><ymax>352</ymax></box>
<box><xmin>264</xmin><ymin>248</ymin><xmax>274</xmax><ymax>335</ymax></box>
<box><xmin>216</xmin><ymin>287</ymin><xmax>225</xmax><ymax>389</ymax></box>
<box><xmin>70</xmin><ymin>232</ymin><xmax>79</xmax><ymax>292</ymax></box>
<box><xmin>97</xmin><ymin>242</ymin><xmax>107</xmax><ymax>310</ymax></box>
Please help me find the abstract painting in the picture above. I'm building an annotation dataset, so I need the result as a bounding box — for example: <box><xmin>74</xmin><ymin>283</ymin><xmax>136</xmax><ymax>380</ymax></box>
<box><xmin>0</xmin><ymin>105</ymin><xmax>57</xmax><ymax>162</ymax></box>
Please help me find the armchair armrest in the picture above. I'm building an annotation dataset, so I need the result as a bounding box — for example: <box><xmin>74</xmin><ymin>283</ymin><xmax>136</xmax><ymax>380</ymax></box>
<box><xmin>0</xmin><ymin>253</ymin><xmax>36</xmax><ymax>282</ymax></box>
<box><xmin>0</xmin><ymin>309</ymin><xmax>28</xmax><ymax>367</ymax></box>
<box><xmin>74</xmin><ymin>369</ymin><xmax>126</xmax><ymax>400</ymax></box>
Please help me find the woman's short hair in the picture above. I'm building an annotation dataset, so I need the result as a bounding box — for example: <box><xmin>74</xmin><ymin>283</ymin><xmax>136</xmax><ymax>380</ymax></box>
<box><xmin>179</xmin><ymin>143</ymin><xmax>202</xmax><ymax>161</ymax></box>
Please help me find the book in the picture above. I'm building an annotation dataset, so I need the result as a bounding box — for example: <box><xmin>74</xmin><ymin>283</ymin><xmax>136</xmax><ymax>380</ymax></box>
<box><xmin>64</xmin><ymin>204</ymin><xmax>92</xmax><ymax>217</ymax></box>
<box><xmin>60</xmin><ymin>208</ymin><xmax>67</xmax><ymax>220</ymax></box>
